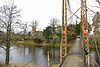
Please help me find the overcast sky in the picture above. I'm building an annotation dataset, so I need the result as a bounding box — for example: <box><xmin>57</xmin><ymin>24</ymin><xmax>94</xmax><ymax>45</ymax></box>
<box><xmin>0</xmin><ymin>0</ymin><xmax>100</xmax><ymax>31</ymax></box>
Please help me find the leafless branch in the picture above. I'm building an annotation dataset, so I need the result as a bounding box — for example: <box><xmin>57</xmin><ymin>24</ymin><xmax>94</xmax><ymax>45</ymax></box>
<box><xmin>0</xmin><ymin>45</ymin><xmax>6</xmax><ymax>51</ymax></box>
<box><xmin>95</xmin><ymin>0</ymin><xmax>100</xmax><ymax>5</ymax></box>
<box><xmin>0</xmin><ymin>17</ymin><xmax>7</xmax><ymax>27</ymax></box>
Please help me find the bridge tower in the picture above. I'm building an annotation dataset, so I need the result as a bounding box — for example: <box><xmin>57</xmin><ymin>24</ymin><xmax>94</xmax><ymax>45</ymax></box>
<box><xmin>81</xmin><ymin>0</ymin><xmax>90</xmax><ymax>67</ymax></box>
<box><xmin>60</xmin><ymin>0</ymin><xmax>67</xmax><ymax>63</ymax></box>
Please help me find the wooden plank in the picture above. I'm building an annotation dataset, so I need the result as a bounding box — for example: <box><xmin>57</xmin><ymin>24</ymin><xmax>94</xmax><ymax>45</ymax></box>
<box><xmin>61</xmin><ymin>38</ymin><xmax>84</xmax><ymax>67</ymax></box>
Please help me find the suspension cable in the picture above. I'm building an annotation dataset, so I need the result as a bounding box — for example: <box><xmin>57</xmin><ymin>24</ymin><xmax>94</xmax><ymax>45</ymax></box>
<box><xmin>67</xmin><ymin>0</ymin><xmax>74</xmax><ymax>24</ymax></box>
<box><xmin>87</xmin><ymin>7</ymin><xmax>96</xmax><ymax>14</ymax></box>
<box><xmin>67</xmin><ymin>7</ymin><xmax>81</xmax><ymax>22</ymax></box>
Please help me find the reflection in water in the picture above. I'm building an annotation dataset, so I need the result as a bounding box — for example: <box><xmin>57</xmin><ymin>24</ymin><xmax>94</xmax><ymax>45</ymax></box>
<box><xmin>0</xmin><ymin>46</ymin><xmax>59</xmax><ymax>67</ymax></box>
<box><xmin>32</xmin><ymin>47</ymin><xmax>48</xmax><ymax>67</ymax></box>
<box><xmin>90</xmin><ymin>48</ymin><xmax>100</xmax><ymax>67</ymax></box>
<box><xmin>0</xmin><ymin>45</ymin><xmax>99</xmax><ymax>67</ymax></box>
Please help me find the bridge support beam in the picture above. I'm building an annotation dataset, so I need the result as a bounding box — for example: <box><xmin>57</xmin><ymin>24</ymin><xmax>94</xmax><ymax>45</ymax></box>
<box><xmin>81</xmin><ymin>0</ymin><xmax>90</xmax><ymax>67</ymax></box>
<box><xmin>60</xmin><ymin>0</ymin><xmax>67</xmax><ymax>63</ymax></box>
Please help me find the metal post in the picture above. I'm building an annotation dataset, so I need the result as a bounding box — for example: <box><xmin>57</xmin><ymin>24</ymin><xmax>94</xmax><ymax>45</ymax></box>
<box><xmin>81</xmin><ymin>0</ymin><xmax>90</xmax><ymax>67</ymax></box>
<box><xmin>60</xmin><ymin>0</ymin><xmax>67</xmax><ymax>64</ymax></box>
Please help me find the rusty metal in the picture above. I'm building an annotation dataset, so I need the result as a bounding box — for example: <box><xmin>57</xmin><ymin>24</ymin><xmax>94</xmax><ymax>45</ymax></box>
<box><xmin>81</xmin><ymin>0</ymin><xmax>90</xmax><ymax>67</ymax></box>
<box><xmin>60</xmin><ymin>0</ymin><xmax>67</xmax><ymax>63</ymax></box>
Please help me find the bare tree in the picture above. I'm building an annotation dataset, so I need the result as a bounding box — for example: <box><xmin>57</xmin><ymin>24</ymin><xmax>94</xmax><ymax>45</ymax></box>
<box><xmin>95</xmin><ymin>0</ymin><xmax>100</xmax><ymax>5</ymax></box>
<box><xmin>21</xmin><ymin>22</ymin><xmax>28</xmax><ymax>40</ymax></box>
<box><xmin>30</xmin><ymin>20</ymin><xmax>39</xmax><ymax>39</ymax></box>
<box><xmin>50</xmin><ymin>18</ymin><xmax>59</xmax><ymax>28</ymax></box>
<box><xmin>0</xmin><ymin>0</ymin><xmax>21</xmax><ymax>65</ymax></box>
<box><xmin>30</xmin><ymin>20</ymin><xmax>38</xmax><ymax>31</ymax></box>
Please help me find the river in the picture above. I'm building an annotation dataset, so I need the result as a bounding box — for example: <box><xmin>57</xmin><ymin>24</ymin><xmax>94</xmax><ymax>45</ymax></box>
<box><xmin>0</xmin><ymin>45</ymin><xmax>99</xmax><ymax>67</ymax></box>
<box><xmin>90</xmin><ymin>48</ymin><xmax>100</xmax><ymax>67</ymax></box>
<box><xmin>0</xmin><ymin>45</ymin><xmax>59</xmax><ymax>67</ymax></box>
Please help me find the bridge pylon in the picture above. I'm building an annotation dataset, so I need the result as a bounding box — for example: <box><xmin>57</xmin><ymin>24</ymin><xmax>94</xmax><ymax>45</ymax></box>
<box><xmin>81</xmin><ymin>0</ymin><xmax>90</xmax><ymax>67</ymax></box>
<box><xmin>60</xmin><ymin>0</ymin><xmax>67</xmax><ymax>63</ymax></box>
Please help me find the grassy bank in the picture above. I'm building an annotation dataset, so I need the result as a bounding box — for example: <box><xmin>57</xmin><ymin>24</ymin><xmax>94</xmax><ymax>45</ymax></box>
<box><xmin>17</xmin><ymin>40</ymin><xmax>100</xmax><ymax>48</ymax></box>
<box><xmin>17</xmin><ymin>40</ymin><xmax>72</xmax><ymax>48</ymax></box>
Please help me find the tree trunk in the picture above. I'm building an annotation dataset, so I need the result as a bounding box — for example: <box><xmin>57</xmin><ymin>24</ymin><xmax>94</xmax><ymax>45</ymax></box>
<box><xmin>5</xmin><ymin>33</ymin><xmax>10</xmax><ymax>65</ymax></box>
<box><xmin>5</xmin><ymin>24</ymin><xmax>11</xmax><ymax>65</ymax></box>
<box><xmin>5</xmin><ymin>44</ymin><xmax>10</xmax><ymax>65</ymax></box>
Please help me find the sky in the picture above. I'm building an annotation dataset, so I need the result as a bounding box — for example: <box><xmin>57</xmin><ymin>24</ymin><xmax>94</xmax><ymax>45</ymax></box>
<box><xmin>0</xmin><ymin>0</ymin><xmax>100</xmax><ymax>31</ymax></box>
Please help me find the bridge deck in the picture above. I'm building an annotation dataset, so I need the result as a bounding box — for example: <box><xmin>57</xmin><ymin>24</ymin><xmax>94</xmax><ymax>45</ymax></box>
<box><xmin>61</xmin><ymin>38</ymin><xmax>84</xmax><ymax>67</ymax></box>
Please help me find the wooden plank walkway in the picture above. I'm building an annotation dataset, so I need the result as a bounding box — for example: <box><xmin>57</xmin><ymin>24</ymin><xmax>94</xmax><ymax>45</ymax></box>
<box><xmin>61</xmin><ymin>38</ymin><xmax>84</xmax><ymax>67</ymax></box>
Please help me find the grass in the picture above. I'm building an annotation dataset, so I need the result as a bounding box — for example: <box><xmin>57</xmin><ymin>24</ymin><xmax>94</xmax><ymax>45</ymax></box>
<box><xmin>17</xmin><ymin>40</ymin><xmax>73</xmax><ymax>48</ymax></box>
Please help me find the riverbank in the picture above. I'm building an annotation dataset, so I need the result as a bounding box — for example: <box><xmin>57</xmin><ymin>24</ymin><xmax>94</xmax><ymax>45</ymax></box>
<box><xmin>0</xmin><ymin>63</ymin><xmax>36</xmax><ymax>67</ymax></box>
<box><xmin>17</xmin><ymin>41</ymin><xmax>100</xmax><ymax>48</ymax></box>
<box><xmin>17</xmin><ymin>41</ymin><xmax>72</xmax><ymax>48</ymax></box>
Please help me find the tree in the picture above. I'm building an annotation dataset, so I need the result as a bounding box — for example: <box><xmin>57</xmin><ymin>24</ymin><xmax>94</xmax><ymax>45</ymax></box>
<box><xmin>67</xmin><ymin>24</ymin><xmax>77</xmax><ymax>42</ymax></box>
<box><xmin>50</xmin><ymin>18</ymin><xmax>60</xmax><ymax>45</ymax></box>
<box><xmin>21</xmin><ymin>22</ymin><xmax>28</xmax><ymax>40</ymax></box>
<box><xmin>92</xmin><ymin>12</ymin><xmax>100</xmax><ymax>34</ymax></box>
<box><xmin>95</xmin><ymin>0</ymin><xmax>100</xmax><ymax>5</ymax></box>
<box><xmin>31</xmin><ymin>20</ymin><xmax>38</xmax><ymax>30</ymax></box>
<box><xmin>76</xmin><ymin>23</ymin><xmax>80</xmax><ymax>35</ymax></box>
<box><xmin>30</xmin><ymin>20</ymin><xmax>39</xmax><ymax>39</ymax></box>
<box><xmin>43</xmin><ymin>26</ymin><xmax>53</xmax><ymax>44</ymax></box>
<box><xmin>92</xmin><ymin>12</ymin><xmax>100</xmax><ymax>45</ymax></box>
<box><xmin>0</xmin><ymin>0</ymin><xmax>21</xmax><ymax>65</ymax></box>
<box><xmin>49</xmin><ymin>18</ymin><xmax>59</xmax><ymax>36</ymax></box>
<box><xmin>43</xmin><ymin>18</ymin><xmax>60</xmax><ymax>44</ymax></box>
